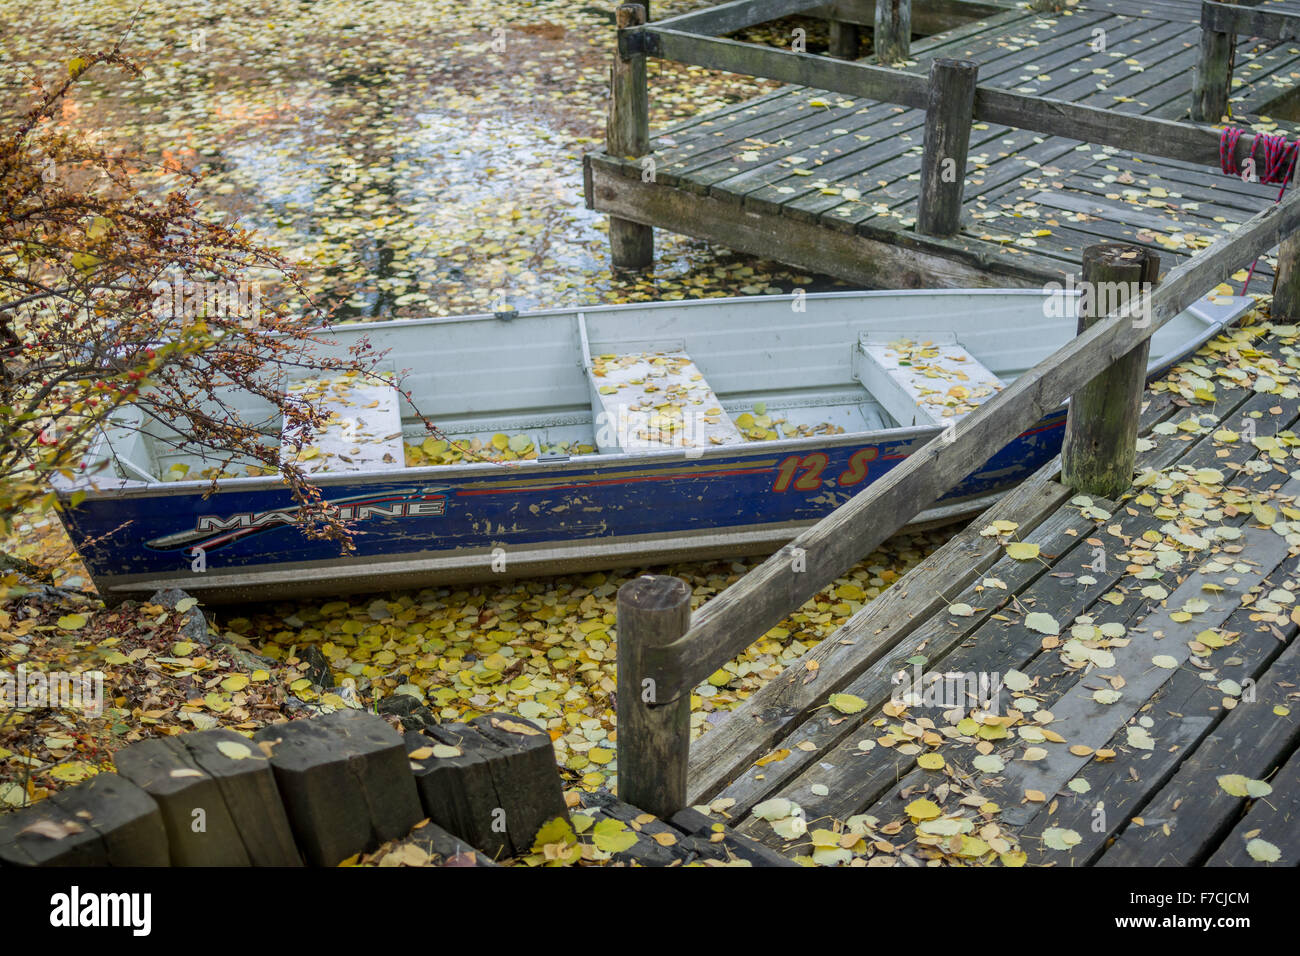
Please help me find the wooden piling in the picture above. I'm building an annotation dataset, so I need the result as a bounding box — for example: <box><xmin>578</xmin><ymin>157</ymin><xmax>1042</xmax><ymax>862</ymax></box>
<box><xmin>1191</xmin><ymin>24</ymin><xmax>1234</xmax><ymax>122</ymax></box>
<box><xmin>829</xmin><ymin>20</ymin><xmax>860</xmax><ymax>60</ymax></box>
<box><xmin>1061</xmin><ymin>244</ymin><xmax>1160</xmax><ymax>500</ymax></box>
<box><xmin>917</xmin><ymin>58</ymin><xmax>978</xmax><ymax>238</ymax></box>
<box><xmin>874</xmin><ymin>0</ymin><xmax>912</xmax><ymax>64</ymax></box>
<box><xmin>616</xmin><ymin>574</ymin><xmax>692</xmax><ymax>819</ymax></box>
<box><xmin>1274</xmin><ymin>231</ymin><xmax>1300</xmax><ymax>321</ymax></box>
<box><xmin>608</xmin><ymin>3</ymin><xmax>654</xmax><ymax>270</ymax></box>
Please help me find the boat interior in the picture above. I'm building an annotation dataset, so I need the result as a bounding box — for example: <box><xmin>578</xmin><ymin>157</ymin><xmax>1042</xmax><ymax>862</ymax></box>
<box><xmin>81</xmin><ymin>290</ymin><xmax>1247</xmax><ymax>487</ymax></box>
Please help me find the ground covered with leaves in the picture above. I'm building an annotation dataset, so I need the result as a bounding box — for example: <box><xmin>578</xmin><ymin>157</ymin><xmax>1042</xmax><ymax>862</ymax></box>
<box><xmin>3</xmin><ymin>0</ymin><xmax>1295</xmax><ymax>866</ymax></box>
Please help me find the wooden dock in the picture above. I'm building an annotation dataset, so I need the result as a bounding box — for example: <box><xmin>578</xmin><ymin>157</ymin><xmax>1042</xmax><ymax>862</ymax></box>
<box><xmin>586</xmin><ymin>0</ymin><xmax>1300</xmax><ymax>289</ymax></box>
<box><xmin>609</xmin><ymin>181</ymin><xmax>1300</xmax><ymax>864</ymax></box>
<box><xmin>683</xmin><ymin>344</ymin><xmax>1300</xmax><ymax>865</ymax></box>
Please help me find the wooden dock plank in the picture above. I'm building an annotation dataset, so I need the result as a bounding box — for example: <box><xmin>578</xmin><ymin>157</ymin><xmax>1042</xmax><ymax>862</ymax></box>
<box><xmin>1016</xmin><ymin>590</ymin><xmax>1299</xmax><ymax>866</ymax></box>
<box><xmin>689</xmin><ymin>385</ymin><xmax>1198</xmax><ymax>808</ymax></box>
<box><xmin>1205</xmin><ymin>742</ymin><xmax>1300</xmax><ymax>866</ymax></box>
<box><xmin>1096</xmin><ymin>635</ymin><xmax>1300</xmax><ymax>865</ymax></box>
<box><xmin>725</xmin><ymin>370</ymin><xmax>1278</xmax><ymax>849</ymax></box>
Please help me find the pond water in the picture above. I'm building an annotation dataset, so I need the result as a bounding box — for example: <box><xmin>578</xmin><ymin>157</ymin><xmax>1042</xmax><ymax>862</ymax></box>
<box><xmin>0</xmin><ymin>0</ymin><xmax>853</xmax><ymax>321</ymax></box>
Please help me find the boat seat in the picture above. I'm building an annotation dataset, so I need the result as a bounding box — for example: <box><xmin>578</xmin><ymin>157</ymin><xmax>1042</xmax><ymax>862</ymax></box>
<box><xmin>281</xmin><ymin>370</ymin><xmax>406</xmax><ymax>474</ymax></box>
<box><xmin>854</xmin><ymin>333</ymin><xmax>1004</xmax><ymax>428</ymax></box>
<box><xmin>585</xmin><ymin>350</ymin><xmax>744</xmax><ymax>453</ymax></box>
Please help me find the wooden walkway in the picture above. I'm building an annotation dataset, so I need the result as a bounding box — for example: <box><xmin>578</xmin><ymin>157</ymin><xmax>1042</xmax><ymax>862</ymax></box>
<box><xmin>587</xmin><ymin>0</ymin><xmax>1300</xmax><ymax>289</ymax></box>
<box><xmin>678</xmin><ymin>329</ymin><xmax>1300</xmax><ymax>865</ymax></box>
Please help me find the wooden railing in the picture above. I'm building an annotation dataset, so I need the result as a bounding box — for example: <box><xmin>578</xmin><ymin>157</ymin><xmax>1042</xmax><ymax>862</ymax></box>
<box><xmin>612</xmin><ymin>146</ymin><xmax>1300</xmax><ymax>822</ymax></box>
<box><xmin>604</xmin><ymin>0</ymin><xmax>1289</xmax><ymax>266</ymax></box>
<box><xmin>1193</xmin><ymin>0</ymin><xmax>1300</xmax><ymax>122</ymax></box>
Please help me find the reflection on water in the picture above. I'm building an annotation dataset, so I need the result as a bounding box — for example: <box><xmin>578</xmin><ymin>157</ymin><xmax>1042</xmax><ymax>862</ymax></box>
<box><xmin>2</xmin><ymin>0</ymin><xmax>852</xmax><ymax>322</ymax></box>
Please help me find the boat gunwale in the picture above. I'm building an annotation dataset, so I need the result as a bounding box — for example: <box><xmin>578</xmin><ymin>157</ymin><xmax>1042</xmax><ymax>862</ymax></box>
<box><xmin>52</xmin><ymin>290</ymin><xmax>1248</xmax><ymax>501</ymax></box>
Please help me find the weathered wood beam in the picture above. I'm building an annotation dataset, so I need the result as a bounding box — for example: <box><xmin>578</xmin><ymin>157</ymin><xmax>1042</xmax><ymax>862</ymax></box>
<box><xmin>810</xmin><ymin>0</ymin><xmax>1011</xmax><ymax>35</ymax></box>
<box><xmin>1274</xmin><ymin>231</ymin><xmax>1300</xmax><ymax>321</ymax></box>
<box><xmin>609</xmin><ymin>4</ymin><xmax>654</xmax><ymax>270</ymax></box>
<box><xmin>636</xmin><ymin>26</ymin><xmax>1271</xmax><ymax>169</ymax></box>
<box><xmin>829</xmin><ymin>20</ymin><xmax>861</xmax><ymax>58</ymax></box>
<box><xmin>641</xmin><ymin>191</ymin><xmax>1300</xmax><ymax>703</ymax></box>
<box><xmin>973</xmin><ymin>87</ymin><xmax>1244</xmax><ymax>167</ymax></box>
<box><xmin>585</xmin><ymin>155</ymin><xmax>1067</xmax><ymax>287</ymax></box>
<box><xmin>653</xmin><ymin>0</ymin><xmax>829</xmax><ymax>36</ymax></box>
<box><xmin>638</xmin><ymin>27</ymin><xmax>931</xmax><ymax>109</ymax></box>
<box><xmin>1061</xmin><ymin>245</ymin><xmax>1160</xmax><ymax>499</ymax></box>
<box><xmin>917</xmin><ymin>58</ymin><xmax>978</xmax><ymax>237</ymax></box>
<box><xmin>1192</xmin><ymin>20</ymin><xmax>1234</xmax><ymax>123</ymax></box>
<box><xmin>875</xmin><ymin>0</ymin><xmax>912</xmax><ymax>64</ymax></box>
<box><xmin>1202</xmin><ymin>0</ymin><xmax>1300</xmax><ymax>41</ymax></box>
<box><xmin>617</xmin><ymin>575</ymin><xmax>693</xmax><ymax>820</ymax></box>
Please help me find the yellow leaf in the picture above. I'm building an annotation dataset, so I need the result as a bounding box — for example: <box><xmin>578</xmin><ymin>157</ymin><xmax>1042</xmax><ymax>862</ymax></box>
<box><xmin>1005</xmin><ymin>542</ymin><xmax>1040</xmax><ymax>561</ymax></box>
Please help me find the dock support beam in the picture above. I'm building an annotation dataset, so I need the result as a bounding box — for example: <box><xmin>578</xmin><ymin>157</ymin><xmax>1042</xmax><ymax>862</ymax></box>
<box><xmin>608</xmin><ymin>3</ymin><xmax>654</xmax><ymax>271</ymax></box>
<box><xmin>829</xmin><ymin>21</ymin><xmax>860</xmax><ymax>59</ymax></box>
<box><xmin>1061</xmin><ymin>244</ymin><xmax>1160</xmax><ymax>500</ymax></box>
<box><xmin>1274</xmin><ymin>232</ymin><xmax>1300</xmax><ymax>321</ymax></box>
<box><xmin>616</xmin><ymin>575</ymin><xmax>691</xmax><ymax>820</ymax></box>
<box><xmin>1192</xmin><ymin>25</ymin><xmax>1234</xmax><ymax>122</ymax></box>
<box><xmin>874</xmin><ymin>0</ymin><xmax>911</xmax><ymax>64</ymax></box>
<box><xmin>917</xmin><ymin>58</ymin><xmax>978</xmax><ymax>238</ymax></box>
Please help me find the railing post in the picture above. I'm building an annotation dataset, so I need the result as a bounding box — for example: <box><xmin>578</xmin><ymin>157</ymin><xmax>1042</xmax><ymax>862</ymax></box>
<box><xmin>1061</xmin><ymin>244</ymin><xmax>1161</xmax><ymax>500</ymax></box>
<box><xmin>616</xmin><ymin>574</ymin><xmax>691</xmax><ymax>819</ymax></box>
<box><xmin>917</xmin><ymin>58</ymin><xmax>978</xmax><ymax>238</ymax></box>
<box><xmin>1274</xmin><ymin>230</ymin><xmax>1300</xmax><ymax>321</ymax></box>
<box><xmin>1192</xmin><ymin>17</ymin><xmax>1234</xmax><ymax>123</ymax></box>
<box><xmin>829</xmin><ymin>20</ymin><xmax>860</xmax><ymax>59</ymax></box>
<box><xmin>607</xmin><ymin>3</ymin><xmax>654</xmax><ymax>271</ymax></box>
<box><xmin>874</xmin><ymin>0</ymin><xmax>911</xmax><ymax>64</ymax></box>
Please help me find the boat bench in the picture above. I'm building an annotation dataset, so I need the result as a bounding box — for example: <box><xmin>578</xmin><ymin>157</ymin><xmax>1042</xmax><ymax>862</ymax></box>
<box><xmin>585</xmin><ymin>349</ymin><xmax>744</xmax><ymax>454</ymax></box>
<box><xmin>282</xmin><ymin>371</ymin><xmax>406</xmax><ymax>474</ymax></box>
<box><xmin>854</xmin><ymin>333</ymin><xmax>1004</xmax><ymax>429</ymax></box>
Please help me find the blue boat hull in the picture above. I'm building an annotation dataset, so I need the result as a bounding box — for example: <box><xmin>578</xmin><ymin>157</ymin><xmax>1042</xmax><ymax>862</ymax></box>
<box><xmin>58</xmin><ymin>410</ymin><xmax>1066</xmax><ymax>604</ymax></box>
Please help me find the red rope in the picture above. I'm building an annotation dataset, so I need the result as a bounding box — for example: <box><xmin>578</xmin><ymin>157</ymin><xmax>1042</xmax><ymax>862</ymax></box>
<box><xmin>1220</xmin><ymin>127</ymin><xmax>1300</xmax><ymax>295</ymax></box>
